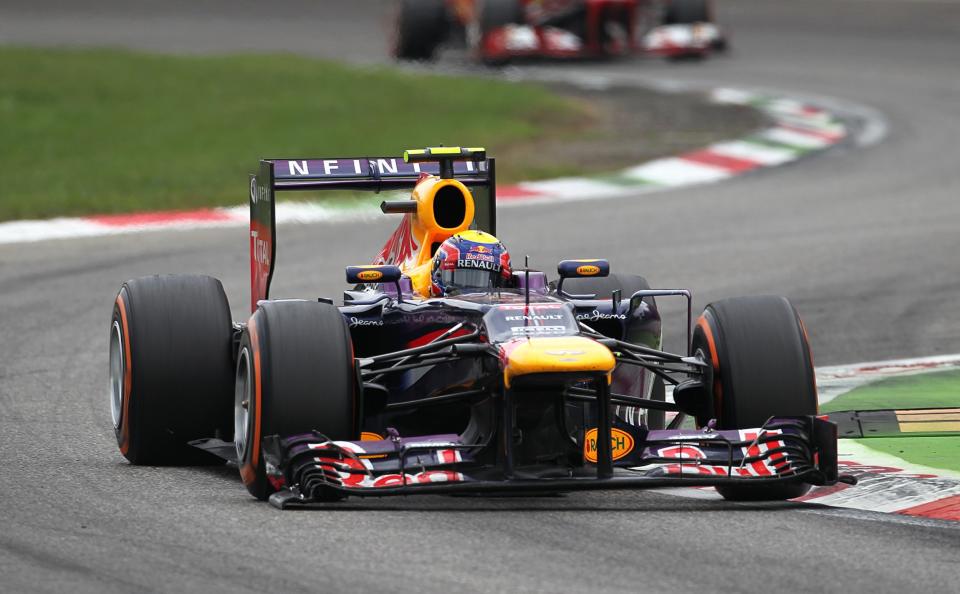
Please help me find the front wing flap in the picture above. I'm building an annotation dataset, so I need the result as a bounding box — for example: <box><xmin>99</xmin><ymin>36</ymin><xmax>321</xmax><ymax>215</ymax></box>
<box><xmin>262</xmin><ymin>416</ymin><xmax>841</xmax><ymax>509</ymax></box>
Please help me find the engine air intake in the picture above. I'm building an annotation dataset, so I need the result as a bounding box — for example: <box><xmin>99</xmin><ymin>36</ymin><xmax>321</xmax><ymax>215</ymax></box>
<box><xmin>433</xmin><ymin>184</ymin><xmax>468</xmax><ymax>229</ymax></box>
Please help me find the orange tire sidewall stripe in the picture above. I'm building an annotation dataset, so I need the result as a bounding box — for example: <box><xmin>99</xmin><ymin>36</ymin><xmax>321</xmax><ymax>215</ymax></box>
<box><xmin>239</xmin><ymin>317</ymin><xmax>263</xmax><ymax>486</ymax></box>
<box><xmin>350</xmin><ymin>338</ymin><xmax>358</xmax><ymax>433</ymax></box>
<box><xmin>798</xmin><ymin>316</ymin><xmax>819</xmax><ymax>413</ymax></box>
<box><xmin>116</xmin><ymin>292</ymin><xmax>133</xmax><ymax>456</ymax></box>
<box><xmin>696</xmin><ymin>316</ymin><xmax>720</xmax><ymax>370</ymax></box>
<box><xmin>696</xmin><ymin>315</ymin><xmax>723</xmax><ymax>421</ymax></box>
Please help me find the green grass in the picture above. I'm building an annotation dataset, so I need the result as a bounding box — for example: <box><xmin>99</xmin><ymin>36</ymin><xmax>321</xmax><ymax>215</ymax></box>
<box><xmin>822</xmin><ymin>369</ymin><xmax>960</xmax><ymax>413</ymax></box>
<box><xmin>824</xmin><ymin>368</ymin><xmax>960</xmax><ymax>473</ymax></box>
<box><xmin>852</xmin><ymin>436</ymin><xmax>960</xmax><ymax>473</ymax></box>
<box><xmin>0</xmin><ymin>47</ymin><xmax>586</xmax><ymax>221</ymax></box>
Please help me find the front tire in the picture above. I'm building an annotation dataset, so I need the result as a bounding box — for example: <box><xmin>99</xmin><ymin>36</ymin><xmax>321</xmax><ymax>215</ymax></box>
<box><xmin>394</xmin><ymin>0</ymin><xmax>449</xmax><ymax>61</ymax></box>
<box><xmin>111</xmin><ymin>275</ymin><xmax>234</xmax><ymax>465</ymax></box>
<box><xmin>663</xmin><ymin>0</ymin><xmax>710</xmax><ymax>24</ymax></box>
<box><xmin>692</xmin><ymin>295</ymin><xmax>818</xmax><ymax>501</ymax></box>
<box><xmin>236</xmin><ymin>300</ymin><xmax>358</xmax><ymax>500</ymax></box>
<box><xmin>480</xmin><ymin>0</ymin><xmax>524</xmax><ymax>34</ymax></box>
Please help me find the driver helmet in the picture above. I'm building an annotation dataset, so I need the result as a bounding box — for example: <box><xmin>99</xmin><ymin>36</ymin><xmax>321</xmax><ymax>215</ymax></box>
<box><xmin>431</xmin><ymin>230</ymin><xmax>512</xmax><ymax>296</ymax></box>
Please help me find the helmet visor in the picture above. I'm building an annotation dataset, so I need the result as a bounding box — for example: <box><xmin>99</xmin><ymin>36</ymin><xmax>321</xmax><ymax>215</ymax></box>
<box><xmin>440</xmin><ymin>268</ymin><xmax>504</xmax><ymax>294</ymax></box>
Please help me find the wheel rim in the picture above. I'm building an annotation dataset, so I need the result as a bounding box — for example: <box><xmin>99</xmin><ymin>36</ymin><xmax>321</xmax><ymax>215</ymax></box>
<box><xmin>234</xmin><ymin>348</ymin><xmax>252</xmax><ymax>461</ymax></box>
<box><xmin>109</xmin><ymin>320</ymin><xmax>124</xmax><ymax>429</ymax></box>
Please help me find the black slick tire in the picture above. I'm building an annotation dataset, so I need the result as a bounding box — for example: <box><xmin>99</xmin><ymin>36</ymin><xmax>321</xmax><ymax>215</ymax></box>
<box><xmin>235</xmin><ymin>300</ymin><xmax>358</xmax><ymax>500</ymax></box>
<box><xmin>563</xmin><ymin>273</ymin><xmax>663</xmax><ymax>429</ymax></box>
<box><xmin>647</xmin><ymin>376</ymin><xmax>666</xmax><ymax>431</ymax></box>
<box><xmin>663</xmin><ymin>0</ymin><xmax>710</xmax><ymax>24</ymax></box>
<box><xmin>394</xmin><ymin>0</ymin><xmax>449</xmax><ymax>61</ymax></box>
<box><xmin>480</xmin><ymin>0</ymin><xmax>524</xmax><ymax>34</ymax></box>
<box><xmin>110</xmin><ymin>275</ymin><xmax>234</xmax><ymax>465</ymax></box>
<box><xmin>478</xmin><ymin>0</ymin><xmax>525</xmax><ymax>66</ymax></box>
<box><xmin>562</xmin><ymin>273</ymin><xmax>653</xmax><ymax>306</ymax></box>
<box><xmin>691</xmin><ymin>295</ymin><xmax>818</xmax><ymax>501</ymax></box>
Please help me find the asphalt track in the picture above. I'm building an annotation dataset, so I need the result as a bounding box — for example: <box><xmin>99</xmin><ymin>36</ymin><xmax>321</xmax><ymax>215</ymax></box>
<box><xmin>1</xmin><ymin>1</ymin><xmax>960</xmax><ymax>592</ymax></box>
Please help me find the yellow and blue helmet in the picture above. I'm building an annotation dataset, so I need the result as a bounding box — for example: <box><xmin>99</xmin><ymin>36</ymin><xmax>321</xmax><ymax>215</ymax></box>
<box><xmin>431</xmin><ymin>230</ymin><xmax>512</xmax><ymax>296</ymax></box>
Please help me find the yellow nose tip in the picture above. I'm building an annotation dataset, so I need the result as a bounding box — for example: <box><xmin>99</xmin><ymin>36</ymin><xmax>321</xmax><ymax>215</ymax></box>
<box><xmin>503</xmin><ymin>336</ymin><xmax>615</xmax><ymax>388</ymax></box>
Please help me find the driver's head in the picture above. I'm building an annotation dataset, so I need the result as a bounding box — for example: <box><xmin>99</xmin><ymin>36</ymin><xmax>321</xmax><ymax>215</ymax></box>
<box><xmin>431</xmin><ymin>231</ymin><xmax>512</xmax><ymax>296</ymax></box>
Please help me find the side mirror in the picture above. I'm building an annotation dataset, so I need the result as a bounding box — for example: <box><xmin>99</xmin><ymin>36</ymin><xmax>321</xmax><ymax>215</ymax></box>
<box><xmin>345</xmin><ymin>265</ymin><xmax>402</xmax><ymax>285</ymax></box>
<box><xmin>557</xmin><ymin>259</ymin><xmax>610</xmax><ymax>279</ymax></box>
<box><xmin>556</xmin><ymin>259</ymin><xmax>610</xmax><ymax>299</ymax></box>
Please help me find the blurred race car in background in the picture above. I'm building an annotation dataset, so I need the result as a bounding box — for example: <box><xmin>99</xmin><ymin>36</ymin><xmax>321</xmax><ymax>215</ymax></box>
<box><xmin>394</xmin><ymin>0</ymin><xmax>728</xmax><ymax>63</ymax></box>
<box><xmin>109</xmin><ymin>147</ymin><xmax>845</xmax><ymax>509</ymax></box>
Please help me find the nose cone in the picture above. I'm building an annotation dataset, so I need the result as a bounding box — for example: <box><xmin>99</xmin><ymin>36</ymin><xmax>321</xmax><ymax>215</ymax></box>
<box><xmin>502</xmin><ymin>336</ymin><xmax>615</xmax><ymax>388</ymax></box>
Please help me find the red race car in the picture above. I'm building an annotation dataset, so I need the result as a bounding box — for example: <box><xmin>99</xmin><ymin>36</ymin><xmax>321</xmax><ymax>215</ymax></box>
<box><xmin>393</xmin><ymin>0</ymin><xmax>727</xmax><ymax>63</ymax></box>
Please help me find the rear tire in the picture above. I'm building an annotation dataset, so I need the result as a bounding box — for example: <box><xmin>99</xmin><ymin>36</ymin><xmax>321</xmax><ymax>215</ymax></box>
<box><xmin>647</xmin><ymin>376</ymin><xmax>666</xmax><ymax>430</ymax></box>
<box><xmin>394</xmin><ymin>0</ymin><xmax>449</xmax><ymax>61</ymax></box>
<box><xmin>562</xmin><ymin>272</ymin><xmax>653</xmax><ymax>305</ymax></box>
<box><xmin>110</xmin><ymin>275</ymin><xmax>234</xmax><ymax>465</ymax></box>
<box><xmin>691</xmin><ymin>296</ymin><xmax>817</xmax><ymax>501</ymax></box>
<box><xmin>563</xmin><ymin>273</ymin><xmax>663</xmax><ymax>429</ymax></box>
<box><xmin>235</xmin><ymin>300</ymin><xmax>358</xmax><ymax>500</ymax></box>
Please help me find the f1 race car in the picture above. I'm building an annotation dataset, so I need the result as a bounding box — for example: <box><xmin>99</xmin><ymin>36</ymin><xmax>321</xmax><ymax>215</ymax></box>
<box><xmin>109</xmin><ymin>147</ymin><xmax>845</xmax><ymax>509</ymax></box>
<box><xmin>394</xmin><ymin>0</ymin><xmax>727</xmax><ymax>63</ymax></box>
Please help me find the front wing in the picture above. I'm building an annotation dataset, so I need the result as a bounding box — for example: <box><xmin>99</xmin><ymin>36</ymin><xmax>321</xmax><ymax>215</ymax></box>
<box><xmin>262</xmin><ymin>416</ymin><xmax>842</xmax><ymax>509</ymax></box>
<box><xmin>479</xmin><ymin>23</ymin><xmax>722</xmax><ymax>62</ymax></box>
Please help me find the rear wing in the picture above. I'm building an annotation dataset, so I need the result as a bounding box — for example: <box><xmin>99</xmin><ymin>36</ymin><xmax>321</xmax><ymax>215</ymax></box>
<box><xmin>249</xmin><ymin>154</ymin><xmax>496</xmax><ymax>311</ymax></box>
